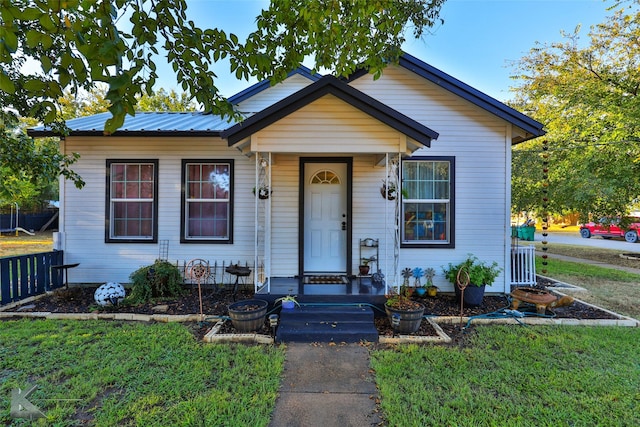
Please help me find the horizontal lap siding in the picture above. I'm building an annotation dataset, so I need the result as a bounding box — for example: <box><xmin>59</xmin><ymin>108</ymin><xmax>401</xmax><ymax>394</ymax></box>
<box><xmin>269</xmin><ymin>155</ymin><xmax>392</xmax><ymax>277</ymax></box>
<box><xmin>62</xmin><ymin>137</ymin><xmax>258</xmax><ymax>284</ymax></box>
<box><xmin>350</xmin><ymin>67</ymin><xmax>510</xmax><ymax>291</ymax></box>
<box><xmin>237</xmin><ymin>75</ymin><xmax>315</xmax><ymax>114</ymax></box>
<box><xmin>269</xmin><ymin>156</ymin><xmax>300</xmax><ymax>276</ymax></box>
<box><xmin>254</xmin><ymin>96</ymin><xmax>403</xmax><ymax>153</ymax></box>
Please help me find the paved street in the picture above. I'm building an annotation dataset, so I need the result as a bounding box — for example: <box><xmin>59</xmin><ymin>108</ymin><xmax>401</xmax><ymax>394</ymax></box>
<box><xmin>534</xmin><ymin>231</ymin><xmax>640</xmax><ymax>252</ymax></box>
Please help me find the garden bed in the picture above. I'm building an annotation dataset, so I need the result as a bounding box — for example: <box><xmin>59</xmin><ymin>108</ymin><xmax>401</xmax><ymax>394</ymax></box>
<box><xmin>2</xmin><ymin>276</ymin><xmax>633</xmax><ymax>343</ymax></box>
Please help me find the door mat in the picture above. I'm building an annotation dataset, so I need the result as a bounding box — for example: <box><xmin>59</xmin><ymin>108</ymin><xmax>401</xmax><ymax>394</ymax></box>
<box><xmin>303</xmin><ymin>275</ymin><xmax>349</xmax><ymax>285</ymax></box>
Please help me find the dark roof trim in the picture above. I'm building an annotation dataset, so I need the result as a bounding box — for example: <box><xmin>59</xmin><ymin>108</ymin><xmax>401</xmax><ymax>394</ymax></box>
<box><xmin>221</xmin><ymin>75</ymin><xmax>439</xmax><ymax>146</ymax></box>
<box><xmin>346</xmin><ymin>53</ymin><xmax>545</xmax><ymax>144</ymax></box>
<box><xmin>227</xmin><ymin>66</ymin><xmax>322</xmax><ymax>104</ymax></box>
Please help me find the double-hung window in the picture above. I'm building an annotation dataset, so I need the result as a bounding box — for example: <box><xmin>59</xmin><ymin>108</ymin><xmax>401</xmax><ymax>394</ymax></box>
<box><xmin>181</xmin><ymin>160</ymin><xmax>233</xmax><ymax>243</ymax></box>
<box><xmin>106</xmin><ymin>160</ymin><xmax>158</xmax><ymax>243</ymax></box>
<box><xmin>402</xmin><ymin>156</ymin><xmax>454</xmax><ymax>248</ymax></box>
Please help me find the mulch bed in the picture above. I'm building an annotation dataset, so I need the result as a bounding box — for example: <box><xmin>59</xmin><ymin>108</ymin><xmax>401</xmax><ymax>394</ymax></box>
<box><xmin>4</xmin><ymin>277</ymin><xmax>620</xmax><ymax>342</ymax></box>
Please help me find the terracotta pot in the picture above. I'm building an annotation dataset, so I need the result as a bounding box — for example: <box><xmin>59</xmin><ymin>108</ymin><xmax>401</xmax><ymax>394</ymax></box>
<box><xmin>359</xmin><ymin>265</ymin><xmax>370</xmax><ymax>275</ymax></box>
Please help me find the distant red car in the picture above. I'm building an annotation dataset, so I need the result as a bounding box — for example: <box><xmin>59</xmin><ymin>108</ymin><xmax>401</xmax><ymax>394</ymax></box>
<box><xmin>579</xmin><ymin>217</ymin><xmax>640</xmax><ymax>243</ymax></box>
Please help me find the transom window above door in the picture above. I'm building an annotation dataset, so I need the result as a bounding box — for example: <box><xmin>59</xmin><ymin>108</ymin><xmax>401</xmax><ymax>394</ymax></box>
<box><xmin>311</xmin><ymin>170</ymin><xmax>341</xmax><ymax>184</ymax></box>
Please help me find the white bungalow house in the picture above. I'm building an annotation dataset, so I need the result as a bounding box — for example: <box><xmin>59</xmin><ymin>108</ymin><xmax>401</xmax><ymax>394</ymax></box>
<box><xmin>29</xmin><ymin>53</ymin><xmax>544</xmax><ymax>301</ymax></box>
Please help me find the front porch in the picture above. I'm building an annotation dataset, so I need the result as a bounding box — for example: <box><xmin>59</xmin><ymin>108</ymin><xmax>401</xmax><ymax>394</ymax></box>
<box><xmin>256</xmin><ymin>275</ymin><xmax>387</xmax><ymax>306</ymax></box>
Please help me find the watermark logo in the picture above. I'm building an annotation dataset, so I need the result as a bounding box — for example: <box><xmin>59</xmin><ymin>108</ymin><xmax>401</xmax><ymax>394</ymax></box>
<box><xmin>10</xmin><ymin>384</ymin><xmax>45</xmax><ymax>420</ymax></box>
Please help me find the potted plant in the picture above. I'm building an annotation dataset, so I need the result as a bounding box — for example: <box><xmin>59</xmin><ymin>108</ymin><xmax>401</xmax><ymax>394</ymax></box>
<box><xmin>442</xmin><ymin>255</ymin><xmax>502</xmax><ymax>307</ymax></box>
<box><xmin>253</xmin><ymin>186</ymin><xmax>271</xmax><ymax>199</ymax></box>
<box><xmin>424</xmin><ymin>267</ymin><xmax>437</xmax><ymax>297</ymax></box>
<box><xmin>380</xmin><ymin>180</ymin><xmax>398</xmax><ymax>200</ymax></box>
<box><xmin>227</xmin><ymin>299</ymin><xmax>269</xmax><ymax>332</ymax></box>
<box><xmin>275</xmin><ymin>295</ymin><xmax>299</xmax><ymax>310</ymax></box>
<box><xmin>379</xmin><ymin>180</ymin><xmax>409</xmax><ymax>201</ymax></box>
<box><xmin>359</xmin><ymin>257</ymin><xmax>373</xmax><ymax>275</ymax></box>
<box><xmin>384</xmin><ymin>283</ymin><xmax>425</xmax><ymax>334</ymax></box>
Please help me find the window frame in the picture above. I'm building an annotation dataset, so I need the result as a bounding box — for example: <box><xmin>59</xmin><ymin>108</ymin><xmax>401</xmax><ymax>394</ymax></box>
<box><xmin>105</xmin><ymin>159</ymin><xmax>159</xmax><ymax>243</ymax></box>
<box><xmin>400</xmin><ymin>156</ymin><xmax>455</xmax><ymax>249</ymax></box>
<box><xmin>180</xmin><ymin>159</ymin><xmax>234</xmax><ymax>244</ymax></box>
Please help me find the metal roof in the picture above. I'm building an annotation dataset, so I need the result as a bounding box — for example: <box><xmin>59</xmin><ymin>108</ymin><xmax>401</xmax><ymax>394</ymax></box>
<box><xmin>28</xmin><ymin>111</ymin><xmax>238</xmax><ymax>137</ymax></box>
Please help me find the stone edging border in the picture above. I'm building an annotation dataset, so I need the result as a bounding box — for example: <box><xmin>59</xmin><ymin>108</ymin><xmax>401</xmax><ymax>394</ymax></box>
<box><xmin>378</xmin><ymin>318</ymin><xmax>452</xmax><ymax>344</ymax></box>
<box><xmin>2</xmin><ymin>292</ymin><xmax>637</xmax><ymax>345</ymax></box>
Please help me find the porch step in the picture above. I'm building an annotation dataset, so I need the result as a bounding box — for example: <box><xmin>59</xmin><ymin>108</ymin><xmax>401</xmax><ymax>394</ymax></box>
<box><xmin>275</xmin><ymin>305</ymin><xmax>378</xmax><ymax>343</ymax></box>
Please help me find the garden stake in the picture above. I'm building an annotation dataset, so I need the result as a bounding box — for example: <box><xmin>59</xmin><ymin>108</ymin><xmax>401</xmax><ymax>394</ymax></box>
<box><xmin>456</xmin><ymin>267</ymin><xmax>470</xmax><ymax>327</ymax></box>
<box><xmin>186</xmin><ymin>259</ymin><xmax>210</xmax><ymax>323</ymax></box>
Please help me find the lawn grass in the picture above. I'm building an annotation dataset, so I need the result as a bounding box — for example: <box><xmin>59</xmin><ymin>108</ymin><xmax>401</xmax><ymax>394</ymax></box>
<box><xmin>535</xmin><ymin>241</ymin><xmax>640</xmax><ymax>270</ymax></box>
<box><xmin>536</xmin><ymin>255</ymin><xmax>640</xmax><ymax>320</ymax></box>
<box><xmin>372</xmin><ymin>325</ymin><xmax>640</xmax><ymax>427</ymax></box>
<box><xmin>0</xmin><ymin>319</ymin><xmax>285</xmax><ymax>426</ymax></box>
<box><xmin>0</xmin><ymin>231</ymin><xmax>53</xmax><ymax>258</ymax></box>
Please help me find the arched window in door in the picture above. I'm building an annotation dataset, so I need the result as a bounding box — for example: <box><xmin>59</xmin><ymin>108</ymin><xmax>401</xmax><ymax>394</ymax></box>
<box><xmin>310</xmin><ymin>170</ymin><xmax>341</xmax><ymax>185</ymax></box>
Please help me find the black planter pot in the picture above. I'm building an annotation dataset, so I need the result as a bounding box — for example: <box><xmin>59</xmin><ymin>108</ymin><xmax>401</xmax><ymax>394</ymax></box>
<box><xmin>385</xmin><ymin>304</ymin><xmax>425</xmax><ymax>334</ymax></box>
<box><xmin>454</xmin><ymin>284</ymin><xmax>486</xmax><ymax>307</ymax></box>
<box><xmin>228</xmin><ymin>299</ymin><xmax>268</xmax><ymax>332</ymax></box>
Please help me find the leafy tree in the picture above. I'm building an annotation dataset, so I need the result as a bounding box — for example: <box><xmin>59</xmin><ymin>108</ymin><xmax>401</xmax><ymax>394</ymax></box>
<box><xmin>1</xmin><ymin>0</ymin><xmax>445</xmax><ymax>134</ymax></box>
<box><xmin>510</xmin><ymin>1</ymin><xmax>640</xmax><ymax>221</ymax></box>
<box><xmin>0</xmin><ymin>111</ymin><xmax>83</xmax><ymax>210</ymax></box>
<box><xmin>0</xmin><ymin>85</ymin><xmax>195</xmax><ymax>210</ymax></box>
<box><xmin>137</xmin><ymin>88</ymin><xmax>197</xmax><ymax>112</ymax></box>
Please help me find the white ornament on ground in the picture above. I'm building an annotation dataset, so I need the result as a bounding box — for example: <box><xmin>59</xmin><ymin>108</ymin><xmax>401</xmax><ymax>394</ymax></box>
<box><xmin>94</xmin><ymin>282</ymin><xmax>126</xmax><ymax>306</ymax></box>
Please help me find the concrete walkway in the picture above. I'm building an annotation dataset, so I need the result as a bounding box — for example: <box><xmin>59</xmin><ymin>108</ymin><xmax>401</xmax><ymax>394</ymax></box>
<box><xmin>267</xmin><ymin>253</ymin><xmax>639</xmax><ymax>426</ymax></box>
<box><xmin>268</xmin><ymin>342</ymin><xmax>381</xmax><ymax>427</ymax></box>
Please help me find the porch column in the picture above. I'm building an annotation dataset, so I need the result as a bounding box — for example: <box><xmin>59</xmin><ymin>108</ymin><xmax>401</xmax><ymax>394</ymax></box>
<box><xmin>383</xmin><ymin>152</ymin><xmax>401</xmax><ymax>292</ymax></box>
<box><xmin>254</xmin><ymin>153</ymin><xmax>272</xmax><ymax>292</ymax></box>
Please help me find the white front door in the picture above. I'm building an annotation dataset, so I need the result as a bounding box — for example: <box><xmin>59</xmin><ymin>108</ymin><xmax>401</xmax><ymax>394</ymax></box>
<box><xmin>303</xmin><ymin>162</ymin><xmax>348</xmax><ymax>273</ymax></box>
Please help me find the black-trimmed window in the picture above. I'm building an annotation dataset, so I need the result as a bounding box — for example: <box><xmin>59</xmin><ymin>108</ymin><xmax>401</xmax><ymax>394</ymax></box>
<box><xmin>181</xmin><ymin>160</ymin><xmax>233</xmax><ymax>243</ymax></box>
<box><xmin>401</xmin><ymin>156</ymin><xmax>454</xmax><ymax>248</ymax></box>
<box><xmin>106</xmin><ymin>160</ymin><xmax>158</xmax><ymax>243</ymax></box>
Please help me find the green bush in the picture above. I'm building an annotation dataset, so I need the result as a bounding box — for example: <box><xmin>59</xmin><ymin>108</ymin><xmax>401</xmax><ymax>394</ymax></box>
<box><xmin>127</xmin><ymin>260</ymin><xmax>185</xmax><ymax>304</ymax></box>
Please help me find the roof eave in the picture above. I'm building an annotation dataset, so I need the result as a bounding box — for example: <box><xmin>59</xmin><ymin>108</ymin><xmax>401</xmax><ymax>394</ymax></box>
<box><xmin>222</xmin><ymin>75</ymin><xmax>438</xmax><ymax>147</ymax></box>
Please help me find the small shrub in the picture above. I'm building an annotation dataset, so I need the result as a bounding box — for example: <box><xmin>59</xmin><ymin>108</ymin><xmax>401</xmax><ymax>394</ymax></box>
<box><xmin>127</xmin><ymin>260</ymin><xmax>185</xmax><ymax>304</ymax></box>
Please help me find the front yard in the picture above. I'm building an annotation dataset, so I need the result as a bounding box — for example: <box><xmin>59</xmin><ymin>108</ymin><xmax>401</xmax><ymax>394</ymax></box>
<box><xmin>2</xmin><ymin>232</ymin><xmax>640</xmax><ymax>425</ymax></box>
<box><xmin>1</xmin><ymin>320</ymin><xmax>639</xmax><ymax>426</ymax></box>
<box><xmin>0</xmin><ymin>319</ymin><xmax>285</xmax><ymax>426</ymax></box>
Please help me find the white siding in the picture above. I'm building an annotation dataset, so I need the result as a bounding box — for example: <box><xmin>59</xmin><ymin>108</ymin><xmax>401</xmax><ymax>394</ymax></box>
<box><xmin>350</xmin><ymin>66</ymin><xmax>511</xmax><ymax>292</ymax></box>
<box><xmin>60</xmin><ymin>65</ymin><xmax>518</xmax><ymax>292</ymax></box>
<box><xmin>252</xmin><ymin>95</ymin><xmax>405</xmax><ymax>153</ymax></box>
<box><xmin>236</xmin><ymin>74</ymin><xmax>316</xmax><ymax>115</ymax></box>
<box><xmin>61</xmin><ymin>136</ymin><xmax>260</xmax><ymax>283</ymax></box>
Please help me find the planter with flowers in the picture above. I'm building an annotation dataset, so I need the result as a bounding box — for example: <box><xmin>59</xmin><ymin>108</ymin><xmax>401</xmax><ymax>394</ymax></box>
<box><xmin>253</xmin><ymin>186</ymin><xmax>271</xmax><ymax>199</ymax></box>
<box><xmin>385</xmin><ymin>272</ymin><xmax>424</xmax><ymax>333</ymax></box>
<box><xmin>442</xmin><ymin>255</ymin><xmax>502</xmax><ymax>307</ymax></box>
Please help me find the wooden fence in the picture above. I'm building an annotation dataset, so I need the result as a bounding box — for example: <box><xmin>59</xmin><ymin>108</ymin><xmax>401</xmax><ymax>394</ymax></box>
<box><xmin>0</xmin><ymin>251</ymin><xmax>64</xmax><ymax>306</ymax></box>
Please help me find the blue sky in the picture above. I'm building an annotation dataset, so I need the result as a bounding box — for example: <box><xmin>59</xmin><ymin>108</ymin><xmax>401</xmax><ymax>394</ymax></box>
<box><xmin>154</xmin><ymin>0</ymin><xmax>616</xmax><ymax>102</ymax></box>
